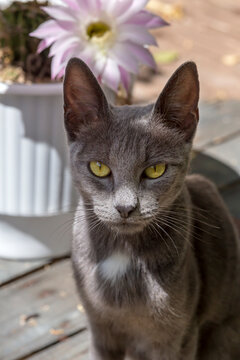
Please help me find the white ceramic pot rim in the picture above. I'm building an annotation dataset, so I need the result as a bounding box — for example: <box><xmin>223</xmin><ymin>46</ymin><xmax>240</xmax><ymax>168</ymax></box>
<box><xmin>0</xmin><ymin>81</ymin><xmax>63</xmax><ymax>96</ymax></box>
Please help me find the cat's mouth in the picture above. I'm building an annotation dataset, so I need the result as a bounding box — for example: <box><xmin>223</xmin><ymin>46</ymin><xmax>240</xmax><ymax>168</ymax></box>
<box><xmin>107</xmin><ymin>219</ymin><xmax>146</xmax><ymax>234</ymax></box>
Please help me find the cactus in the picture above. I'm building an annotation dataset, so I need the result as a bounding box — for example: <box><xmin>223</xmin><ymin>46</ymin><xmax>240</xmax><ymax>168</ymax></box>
<box><xmin>0</xmin><ymin>1</ymin><xmax>51</xmax><ymax>83</ymax></box>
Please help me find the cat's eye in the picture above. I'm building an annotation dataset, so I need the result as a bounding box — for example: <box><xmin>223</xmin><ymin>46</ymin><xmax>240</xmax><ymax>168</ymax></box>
<box><xmin>144</xmin><ymin>164</ymin><xmax>166</xmax><ymax>179</ymax></box>
<box><xmin>89</xmin><ymin>161</ymin><xmax>111</xmax><ymax>178</ymax></box>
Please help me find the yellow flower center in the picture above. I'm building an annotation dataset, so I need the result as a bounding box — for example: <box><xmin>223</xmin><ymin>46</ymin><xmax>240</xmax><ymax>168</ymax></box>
<box><xmin>86</xmin><ymin>21</ymin><xmax>111</xmax><ymax>39</ymax></box>
<box><xmin>85</xmin><ymin>21</ymin><xmax>115</xmax><ymax>55</ymax></box>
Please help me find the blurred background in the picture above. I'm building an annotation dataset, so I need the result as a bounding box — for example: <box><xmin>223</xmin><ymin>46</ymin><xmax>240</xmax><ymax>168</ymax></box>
<box><xmin>134</xmin><ymin>0</ymin><xmax>240</xmax><ymax>103</ymax></box>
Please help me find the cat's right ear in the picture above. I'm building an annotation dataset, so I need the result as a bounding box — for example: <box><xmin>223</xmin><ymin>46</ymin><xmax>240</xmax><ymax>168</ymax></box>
<box><xmin>153</xmin><ymin>61</ymin><xmax>199</xmax><ymax>142</ymax></box>
<box><xmin>63</xmin><ymin>58</ymin><xmax>109</xmax><ymax>141</ymax></box>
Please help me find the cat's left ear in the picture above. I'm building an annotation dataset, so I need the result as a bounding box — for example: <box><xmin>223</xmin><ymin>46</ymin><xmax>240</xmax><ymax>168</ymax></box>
<box><xmin>153</xmin><ymin>61</ymin><xmax>199</xmax><ymax>142</ymax></box>
<box><xmin>64</xmin><ymin>58</ymin><xmax>109</xmax><ymax>141</ymax></box>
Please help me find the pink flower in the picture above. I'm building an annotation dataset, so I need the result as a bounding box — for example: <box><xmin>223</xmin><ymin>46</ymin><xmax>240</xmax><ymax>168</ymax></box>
<box><xmin>30</xmin><ymin>0</ymin><xmax>168</xmax><ymax>92</ymax></box>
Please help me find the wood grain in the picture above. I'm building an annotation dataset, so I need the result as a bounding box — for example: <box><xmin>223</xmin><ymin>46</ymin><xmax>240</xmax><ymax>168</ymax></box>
<box><xmin>0</xmin><ymin>259</ymin><xmax>49</xmax><ymax>286</ymax></box>
<box><xmin>29</xmin><ymin>330</ymin><xmax>89</xmax><ymax>360</ymax></box>
<box><xmin>205</xmin><ymin>137</ymin><xmax>240</xmax><ymax>176</ymax></box>
<box><xmin>0</xmin><ymin>260</ymin><xmax>86</xmax><ymax>360</ymax></box>
<box><xmin>195</xmin><ymin>101</ymin><xmax>240</xmax><ymax>150</ymax></box>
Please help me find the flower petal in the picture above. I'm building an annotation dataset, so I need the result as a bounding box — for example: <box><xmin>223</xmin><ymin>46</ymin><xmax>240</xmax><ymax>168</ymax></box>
<box><xmin>37</xmin><ymin>38</ymin><xmax>55</xmax><ymax>53</ymax></box>
<box><xmin>54</xmin><ymin>45</ymin><xmax>82</xmax><ymax>79</ymax></box>
<box><xmin>30</xmin><ymin>20</ymin><xmax>68</xmax><ymax>39</ymax></box>
<box><xmin>101</xmin><ymin>58</ymin><xmax>120</xmax><ymax>91</ymax></box>
<box><xmin>110</xmin><ymin>43</ymin><xmax>139</xmax><ymax>73</ymax></box>
<box><xmin>88</xmin><ymin>0</ymin><xmax>102</xmax><ymax>13</ymax></box>
<box><xmin>75</xmin><ymin>0</ymin><xmax>89</xmax><ymax>13</ymax></box>
<box><xmin>75</xmin><ymin>0</ymin><xmax>101</xmax><ymax>15</ymax></box>
<box><xmin>116</xmin><ymin>0</ymin><xmax>149</xmax><ymax>24</ymax></box>
<box><xmin>119</xmin><ymin>66</ymin><xmax>132</xmax><ymax>92</ymax></box>
<box><xmin>51</xmin><ymin>51</ymin><xmax>65</xmax><ymax>79</ymax></box>
<box><xmin>77</xmin><ymin>46</ymin><xmax>96</xmax><ymax>69</ymax></box>
<box><xmin>64</xmin><ymin>0</ymin><xmax>80</xmax><ymax>11</ymax></box>
<box><xmin>56</xmin><ymin>66</ymin><xmax>66</xmax><ymax>79</ymax></box>
<box><xmin>118</xmin><ymin>24</ymin><xmax>157</xmax><ymax>46</ymax></box>
<box><xmin>127</xmin><ymin>42</ymin><xmax>156</xmax><ymax>68</ymax></box>
<box><xmin>49</xmin><ymin>35</ymin><xmax>80</xmax><ymax>57</ymax></box>
<box><xmin>105</xmin><ymin>0</ymin><xmax>133</xmax><ymax>17</ymax></box>
<box><xmin>42</xmin><ymin>6</ymin><xmax>76</xmax><ymax>22</ymax></box>
<box><xmin>127</xmin><ymin>10</ymin><xmax>169</xmax><ymax>28</ymax></box>
<box><xmin>52</xmin><ymin>44</ymin><xmax>79</xmax><ymax>79</ymax></box>
<box><xmin>93</xmin><ymin>55</ymin><xmax>107</xmax><ymax>77</ymax></box>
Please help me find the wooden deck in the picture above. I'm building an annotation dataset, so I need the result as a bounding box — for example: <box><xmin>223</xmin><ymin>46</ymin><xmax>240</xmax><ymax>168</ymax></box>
<box><xmin>1</xmin><ymin>100</ymin><xmax>240</xmax><ymax>360</ymax></box>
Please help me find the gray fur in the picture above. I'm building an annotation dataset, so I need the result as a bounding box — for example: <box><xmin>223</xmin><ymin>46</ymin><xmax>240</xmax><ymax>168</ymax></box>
<box><xmin>64</xmin><ymin>58</ymin><xmax>240</xmax><ymax>360</ymax></box>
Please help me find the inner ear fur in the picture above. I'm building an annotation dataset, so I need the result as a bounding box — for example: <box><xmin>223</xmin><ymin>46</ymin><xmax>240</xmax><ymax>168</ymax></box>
<box><xmin>63</xmin><ymin>57</ymin><xmax>109</xmax><ymax>141</ymax></box>
<box><xmin>153</xmin><ymin>61</ymin><xmax>200</xmax><ymax>142</ymax></box>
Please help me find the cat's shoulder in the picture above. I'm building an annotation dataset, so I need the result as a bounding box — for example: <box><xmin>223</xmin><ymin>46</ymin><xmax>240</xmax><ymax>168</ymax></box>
<box><xmin>185</xmin><ymin>174</ymin><xmax>237</xmax><ymax>236</ymax></box>
<box><xmin>185</xmin><ymin>174</ymin><xmax>223</xmax><ymax>209</ymax></box>
<box><xmin>185</xmin><ymin>173</ymin><xmax>218</xmax><ymax>195</ymax></box>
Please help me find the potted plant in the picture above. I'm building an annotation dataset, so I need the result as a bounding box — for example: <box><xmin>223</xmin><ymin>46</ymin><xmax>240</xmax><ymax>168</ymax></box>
<box><xmin>0</xmin><ymin>0</ymin><xmax>77</xmax><ymax>259</ymax></box>
<box><xmin>0</xmin><ymin>0</ymin><xmax>167</xmax><ymax>259</ymax></box>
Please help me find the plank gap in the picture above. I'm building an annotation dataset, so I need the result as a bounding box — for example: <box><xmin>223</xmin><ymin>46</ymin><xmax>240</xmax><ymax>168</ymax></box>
<box><xmin>17</xmin><ymin>328</ymin><xmax>87</xmax><ymax>360</ymax></box>
<box><xmin>196</xmin><ymin>129</ymin><xmax>240</xmax><ymax>152</ymax></box>
<box><xmin>0</xmin><ymin>255</ymin><xmax>70</xmax><ymax>288</ymax></box>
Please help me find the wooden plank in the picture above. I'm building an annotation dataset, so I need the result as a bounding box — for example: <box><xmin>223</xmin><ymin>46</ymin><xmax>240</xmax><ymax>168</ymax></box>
<box><xmin>189</xmin><ymin>151</ymin><xmax>239</xmax><ymax>188</ymax></box>
<box><xmin>28</xmin><ymin>330</ymin><xmax>89</xmax><ymax>360</ymax></box>
<box><xmin>204</xmin><ymin>136</ymin><xmax>240</xmax><ymax>175</ymax></box>
<box><xmin>0</xmin><ymin>259</ymin><xmax>50</xmax><ymax>286</ymax></box>
<box><xmin>194</xmin><ymin>101</ymin><xmax>240</xmax><ymax>150</ymax></box>
<box><xmin>0</xmin><ymin>260</ymin><xmax>87</xmax><ymax>360</ymax></box>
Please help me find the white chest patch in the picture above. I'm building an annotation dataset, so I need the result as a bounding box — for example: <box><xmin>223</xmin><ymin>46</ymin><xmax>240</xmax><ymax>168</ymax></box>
<box><xmin>99</xmin><ymin>252</ymin><xmax>130</xmax><ymax>283</ymax></box>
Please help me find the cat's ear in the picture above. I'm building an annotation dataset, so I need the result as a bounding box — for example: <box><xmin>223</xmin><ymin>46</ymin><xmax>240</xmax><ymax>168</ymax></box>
<box><xmin>64</xmin><ymin>57</ymin><xmax>109</xmax><ymax>141</ymax></box>
<box><xmin>153</xmin><ymin>61</ymin><xmax>199</xmax><ymax>142</ymax></box>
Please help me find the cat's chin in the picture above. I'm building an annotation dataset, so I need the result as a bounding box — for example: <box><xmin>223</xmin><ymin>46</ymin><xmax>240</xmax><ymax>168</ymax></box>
<box><xmin>109</xmin><ymin>221</ymin><xmax>145</xmax><ymax>235</ymax></box>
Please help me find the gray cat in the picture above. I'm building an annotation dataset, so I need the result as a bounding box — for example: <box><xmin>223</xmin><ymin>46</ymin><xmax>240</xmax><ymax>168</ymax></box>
<box><xmin>63</xmin><ymin>58</ymin><xmax>240</xmax><ymax>360</ymax></box>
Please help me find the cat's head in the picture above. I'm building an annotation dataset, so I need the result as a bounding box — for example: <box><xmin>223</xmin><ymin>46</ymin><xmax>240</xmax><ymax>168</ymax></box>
<box><xmin>64</xmin><ymin>58</ymin><xmax>199</xmax><ymax>234</ymax></box>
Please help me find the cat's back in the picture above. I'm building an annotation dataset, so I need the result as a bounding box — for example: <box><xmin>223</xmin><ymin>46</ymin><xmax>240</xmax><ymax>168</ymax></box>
<box><xmin>185</xmin><ymin>174</ymin><xmax>240</xmax><ymax>322</ymax></box>
<box><xmin>185</xmin><ymin>173</ymin><xmax>238</xmax><ymax>240</ymax></box>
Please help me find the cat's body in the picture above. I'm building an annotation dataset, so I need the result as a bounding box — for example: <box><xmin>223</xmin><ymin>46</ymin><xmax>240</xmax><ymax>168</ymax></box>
<box><xmin>64</xmin><ymin>59</ymin><xmax>240</xmax><ymax>359</ymax></box>
<box><xmin>72</xmin><ymin>175</ymin><xmax>240</xmax><ymax>360</ymax></box>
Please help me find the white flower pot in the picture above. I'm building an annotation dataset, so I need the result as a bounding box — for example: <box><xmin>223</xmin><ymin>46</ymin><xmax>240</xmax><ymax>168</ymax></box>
<box><xmin>0</xmin><ymin>82</ymin><xmax>77</xmax><ymax>259</ymax></box>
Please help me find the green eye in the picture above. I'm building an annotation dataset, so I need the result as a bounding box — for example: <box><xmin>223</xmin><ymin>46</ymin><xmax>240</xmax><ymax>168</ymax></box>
<box><xmin>144</xmin><ymin>164</ymin><xmax>166</xmax><ymax>179</ymax></box>
<box><xmin>90</xmin><ymin>161</ymin><xmax>111</xmax><ymax>177</ymax></box>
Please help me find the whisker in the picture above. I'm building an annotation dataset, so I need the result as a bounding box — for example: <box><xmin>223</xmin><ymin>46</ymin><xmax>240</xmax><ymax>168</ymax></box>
<box><xmin>151</xmin><ymin>221</ymin><xmax>180</xmax><ymax>259</ymax></box>
<box><xmin>157</xmin><ymin>209</ymin><xmax>220</xmax><ymax>229</ymax></box>
<box><xmin>148</xmin><ymin>222</ymin><xmax>173</xmax><ymax>261</ymax></box>
<box><xmin>155</xmin><ymin>213</ymin><xmax>220</xmax><ymax>243</ymax></box>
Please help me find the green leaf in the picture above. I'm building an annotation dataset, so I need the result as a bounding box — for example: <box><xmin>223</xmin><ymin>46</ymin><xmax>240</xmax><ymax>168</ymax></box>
<box><xmin>154</xmin><ymin>50</ymin><xmax>179</xmax><ymax>65</ymax></box>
